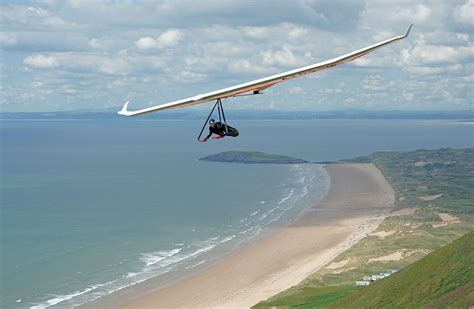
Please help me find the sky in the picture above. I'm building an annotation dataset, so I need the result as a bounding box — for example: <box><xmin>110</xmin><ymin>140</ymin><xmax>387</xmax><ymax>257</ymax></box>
<box><xmin>0</xmin><ymin>0</ymin><xmax>473</xmax><ymax>112</ymax></box>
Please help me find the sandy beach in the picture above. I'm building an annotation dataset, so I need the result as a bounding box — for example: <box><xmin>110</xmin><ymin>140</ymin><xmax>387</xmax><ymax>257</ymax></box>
<box><xmin>113</xmin><ymin>163</ymin><xmax>394</xmax><ymax>308</ymax></box>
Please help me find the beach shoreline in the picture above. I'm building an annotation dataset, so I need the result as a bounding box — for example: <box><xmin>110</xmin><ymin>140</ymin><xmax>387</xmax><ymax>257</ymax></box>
<box><xmin>97</xmin><ymin>163</ymin><xmax>394</xmax><ymax>308</ymax></box>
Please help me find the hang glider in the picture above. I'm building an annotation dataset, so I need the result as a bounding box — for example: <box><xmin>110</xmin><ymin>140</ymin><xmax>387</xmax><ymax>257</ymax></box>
<box><xmin>118</xmin><ymin>24</ymin><xmax>412</xmax><ymax>117</ymax></box>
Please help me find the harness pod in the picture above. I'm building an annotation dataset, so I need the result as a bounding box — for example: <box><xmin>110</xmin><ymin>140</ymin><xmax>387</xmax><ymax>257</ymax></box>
<box><xmin>197</xmin><ymin>98</ymin><xmax>237</xmax><ymax>141</ymax></box>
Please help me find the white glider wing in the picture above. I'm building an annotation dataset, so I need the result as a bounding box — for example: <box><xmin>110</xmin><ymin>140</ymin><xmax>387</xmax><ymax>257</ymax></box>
<box><xmin>119</xmin><ymin>25</ymin><xmax>412</xmax><ymax>116</ymax></box>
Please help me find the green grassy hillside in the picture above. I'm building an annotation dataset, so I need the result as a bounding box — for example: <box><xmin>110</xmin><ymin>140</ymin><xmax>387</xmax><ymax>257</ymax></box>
<box><xmin>254</xmin><ymin>148</ymin><xmax>473</xmax><ymax>309</ymax></box>
<box><xmin>253</xmin><ymin>284</ymin><xmax>361</xmax><ymax>309</ymax></box>
<box><xmin>332</xmin><ymin>232</ymin><xmax>474</xmax><ymax>308</ymax></box>
<box><xmin>254</xmin><ymin>233</ymin><xmax>473</xmax><ymax>308</ymax></box>
<box><xmin>349</xmin><ymin>148</ymin><xmax>474</xmax><ymax>212</ymax></box>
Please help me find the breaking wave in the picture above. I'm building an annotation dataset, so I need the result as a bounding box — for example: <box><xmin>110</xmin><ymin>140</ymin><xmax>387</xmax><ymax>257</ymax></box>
<box><xmin>29</xmin><ymin>164</ymin><xmax>329</xmax><ymax>309</ymax></box>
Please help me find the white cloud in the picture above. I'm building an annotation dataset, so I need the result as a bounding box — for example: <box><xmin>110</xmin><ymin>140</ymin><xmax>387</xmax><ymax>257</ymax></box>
<box><xmin>88</xmin><ymin>38</ymin><xmax>106</xmax><ymax>49</ymax></box>
<box><xmin>360</xmin><ymin>3</ymin><xmax>433</xmax><ymax>27</ymax></box>
<box><xmin>23</xmin><ymin>51</ymin><xmax>167</xmax><ymax>75</ymax></box>
<box><xmin>4</xmin><ymin>5</ymin><xmax>79</xmax><ymax>30</ymax></box>
<box><xmin>461</xmin><ymin>74</ymin><xmax>474</xmax><ymax>83</ymax></box>
<box><xmin>26</xmin><ymin>6</ymin><xmax>48</xmax><ymax>16</ymax></box>
<box><xmin>405</xmin><ymin>64</ymin><xmax>463</xmax><ymax>75</ymax></box>
<box><xmin>320</xmin><ymin>82</ymin><xmax>346</xmax><ymax>94</ymax></box>
<box><xmin>135</xmin><ymin>37</ymin><xmax>159</xmax><ymax>50</ymax></box>
<box><xmin>401</xmin><ymin>37</ymin><xmax>474</xmax><ymax>65</ymax></box>
<box><xmin>2</xmin><ymin>0</ymin><xmax>473</xmax><ymax>111</ymax></box>
<box><xmin>97</xmin><ymin>57</ymin><xmax>129</xmax><ymax>75</ymax></box>
<box><xmin>175</xmin><ymin>70</ymin><xmax>207</xmax><ymax>83</ymax></box>
<box><xmin>67</xmin><ymin>0</ymin><xmax>104</xmax><ymax>9</ymax></box>
<box><xmin>243</xmin><ymin>23</ymin><xmax>308</xmax><ymax>41</ymax></box>
<box><xmin>43</xmin><ymin>16</ymin><xmax>67</xmax><ymax>27</ymax></box>
<box><xmin>411</xmin><ymin>4</ymin><xmax>432</xmax><ymax>21</ymax></box>
<box><xmin>453</xmin><ymin>0</ymin><xmax>474</xmax><ymax>25</ymax></box>
<box><xmin>456</xmin><ymin>33</ymin><xmax>470</xmax><ymax>43</ymax></box>
<box><xmin>261</xmin><ymin>47</ymin><xmax>305</xmax><ymax>67</ymax></box>
<box><xmin>135</xmin><ymin>29</ymin><xmax>182</xmax><ymax>50</ymax></box>
<box><xmin>23</xmin><ymin>54</ymin><xmax>60</xmax><ymax>68</ymax></box>
<box><xmin>289</xmin><ymin>86</ymin><xmax>305</xmax><ymax>94</ymax></box>
<box><xmin>243</xmin><ymin>26</ymin><xmax>270</xmax><ymax>39</ymax></box>
<box><xmin>0</xmin><ymin>32</ymin><xmax>17</xmax><ymax>46</ymax></box>
<box><xmin>157</xmin><ymin>29</ymin><xmax>182</xmax><ymax>48</ymax></box>
<box><xmin>107</xmin><ymin>79</ymin><xmax>125</xmax><ymax>89</ymax></box>
<box><xmin>288</xmin><ymin>26</ymin><xmax>308</xmax><ymax>39</ymax></box>
<box><xmin>343</xmin><ymin>97</ymin><xmax>355</xmax><ymax>104</ymax></box>
<box><xmin>402</xmin><ymin>92</ymin><xmax>414</xmax><ymax>101</ymax></box>
<box><xmin>361</xmin><ymin>75</ymin><xmax>385</xmax><ymax>91</ymax></box>
<box><xmin>228</xmin><ymin>59</ymin><xmax>273</xmax><ymax>75</ymax></box>
<box><xmin>354</xmin><ymin>55</ymin><xmax>397</xmax><ymax>67</ymax></box>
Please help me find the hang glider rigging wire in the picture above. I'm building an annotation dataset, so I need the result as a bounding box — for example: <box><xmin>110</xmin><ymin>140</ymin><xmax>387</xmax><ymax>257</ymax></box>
<box><xmin>197</xmin><ymin>99</ymin><xmax>229</xmax><ymax>142</ymax></box>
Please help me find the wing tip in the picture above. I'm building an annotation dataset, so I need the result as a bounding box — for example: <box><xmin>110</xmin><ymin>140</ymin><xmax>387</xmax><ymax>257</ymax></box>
<box><xmin>404</xmin><ymin>24</ymin><xmax>413</xmax><ymax>38</ymax></box>
<box><xmin>118</xmin><ymin>100</ymin><xmax>133</xmax><ymax>116</ymax></box>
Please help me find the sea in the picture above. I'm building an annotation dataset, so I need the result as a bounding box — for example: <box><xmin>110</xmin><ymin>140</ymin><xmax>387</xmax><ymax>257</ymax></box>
<box><xmin>1</xmin><ymin>118</ymin><xmax>473</xmax><ymax>308</ymax></box>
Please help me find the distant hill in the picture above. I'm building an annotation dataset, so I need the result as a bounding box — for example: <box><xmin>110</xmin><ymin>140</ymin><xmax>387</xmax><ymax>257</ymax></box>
<box><xmin>332</xmin><ymin>232</ymin><xmax>474</xmax><ymax>308</ymax></box>
<box><xmin>348</xmin><ymin>148</ymin><xmax>474</xmax><ymax>212</ymax></box>
<box><xmin>1</xmin><ymin>109</ymin><xmax>473</xmax><ymax>121</ymax></box>
<box><xmin>199</xmin><ymin>151</ymin><xmax>308</xmax><ymax>164</ymax></box>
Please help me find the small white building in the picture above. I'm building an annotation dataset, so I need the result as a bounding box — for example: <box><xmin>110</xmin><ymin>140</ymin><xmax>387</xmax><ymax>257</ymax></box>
<box><xmin>355</xmin><ymin>281</ymin><xmax>370</xmax><ymax>286</ymax></box>
<box><xmin>357</xmin><ymin>269</ymin><xmax>398</xmax><ymax>286</ymax></box>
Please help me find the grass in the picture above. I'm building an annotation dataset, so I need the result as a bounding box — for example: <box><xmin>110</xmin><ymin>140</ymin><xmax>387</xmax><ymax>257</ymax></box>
<box><xmin>331</xmin><ymin>232</ymin><xmax>474</xmax><ymax>308</ymax></box>
<box><xmin>253</xmin><ymin>148</ymin><xmax>474</xmax><ymax>309</ymax></box>
<box><xmin>348</xmin><ymin>148</ymin><xmax>474</xmax><ymax>213</ymax></box>
<box><xmin>253</xmin><ymin>285</ymin><xmax>361</xmax><ymax>309</ymax></box>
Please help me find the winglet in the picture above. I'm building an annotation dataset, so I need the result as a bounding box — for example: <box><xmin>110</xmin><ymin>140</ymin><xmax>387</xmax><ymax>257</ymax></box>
<box><xmin>118</xmin><ymin>101</ymin><xmax>132</xmax><ymax>116</ymax></box>
<box><xmin>403</xmin><ymin>24</ymin><xmax>413</xmax><ymax>38</ymax></box>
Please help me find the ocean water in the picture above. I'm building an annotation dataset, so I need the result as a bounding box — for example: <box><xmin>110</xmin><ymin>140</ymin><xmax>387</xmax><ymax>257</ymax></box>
<box><xmin>1</xmin><ymin>119</ymin><xmax>473</xmax><ymax>308</ymax></box>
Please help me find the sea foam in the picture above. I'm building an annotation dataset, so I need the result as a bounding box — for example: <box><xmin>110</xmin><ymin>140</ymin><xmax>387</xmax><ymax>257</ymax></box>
<box><xmin>28</xmin><ymin>164</ymin><xmax>330</xmax><ymax>309</ymax></box>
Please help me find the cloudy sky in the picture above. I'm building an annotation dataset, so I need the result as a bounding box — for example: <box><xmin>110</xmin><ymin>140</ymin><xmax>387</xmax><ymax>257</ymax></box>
<box><xmin>0</xmin><ymin>0</ymin><xmax>472</xmax><ymax>112</ymax></box>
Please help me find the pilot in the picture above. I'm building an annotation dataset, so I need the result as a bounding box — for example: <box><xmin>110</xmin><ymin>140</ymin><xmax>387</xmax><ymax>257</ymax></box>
<box><xmin>201</xmin><ymin>119</ymin><xmax>239</xmax><ymax>142</ymax></box>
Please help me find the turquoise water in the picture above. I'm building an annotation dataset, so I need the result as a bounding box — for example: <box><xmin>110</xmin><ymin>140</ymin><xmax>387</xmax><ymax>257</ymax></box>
<box><xmin>1</xmin><ymin>119</ymin><xmax>473</xmax><ymax>308</ymax></box>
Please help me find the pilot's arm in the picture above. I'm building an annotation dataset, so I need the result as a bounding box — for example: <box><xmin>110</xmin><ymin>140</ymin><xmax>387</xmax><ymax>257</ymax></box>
<box><xmin>201</xmin><ymin>127</ymin><xmax>213</xmax><ymax>142</ymax></box>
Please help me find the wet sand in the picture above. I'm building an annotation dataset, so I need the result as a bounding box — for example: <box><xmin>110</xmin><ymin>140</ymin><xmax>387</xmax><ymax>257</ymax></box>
<box><xmin>119</xmin><ymin>163</ymin><xmax>395</xmax><ymax>308</ymax></box>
